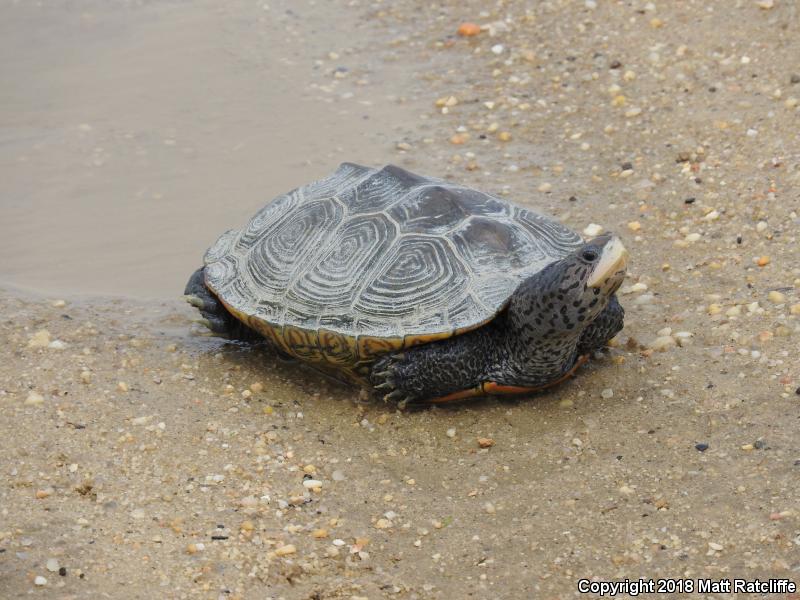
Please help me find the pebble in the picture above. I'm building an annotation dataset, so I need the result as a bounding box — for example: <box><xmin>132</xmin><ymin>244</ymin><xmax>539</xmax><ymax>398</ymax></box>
<box><xmin>600</xmin><ymin>388</ymin><xmax>614</xmax><ymax>399</ymax></box>
<box><xmin>275</xmin><ymin>544</ymin><xmax>296</xmax><ymax>556</ymax></box>
<box><xmin>649</xmin><ymin>336</ymin><xmax>676</xmax><ymax>351</ymax></box>
<box><xmin>768</xmin><ymin>291</ymin><xmax>786</xmax><ymax>304</ymax></box>
<box><xmin>302</xmin><ymin>479</ymin><xmax>322</xmax><ymax>490</ymax></box>
<box><xmin>34</xmin><ymin>576</ymin><xmax>47</xmax><ymax>586</ymax></box>
<box><xmin>446</xmin><ymin>427</ymin><xmax>456</xmax><ymax>438</ymax></box>
<box><xmin>25</xmin><ymin>391</ymin><xmax>44</xmax><ymax>405</ymax></box>
<box><xmin>52</xmin><ymin>299</ymin><xmax>67</xmax><ymax>308</ymax></box>
<box><xmin>457</xmin><ymin>23</ymin><xmax>481</xmax><ymax>37</ymax></box>
<box><xmin>332</xmin><ymin>470</ymin><xmax>346</xmax><ymax>481</ymax></box>
<box><xmin>477</xmin><ymin>437</ymin><xmax>495</xmax><ymax>448</ymax></box>
<box><xmin>695</xmin><ymin>443</ymin><xmax>709</xmax><ymax>452</ymax></box>
<box><xmin>117</xmin><ymin>381</ymin><xmax>129</xmax><ymax>392</ymax></box>
<box><xmin>484</xmin><ymin>502</ymin><xmax>496</xmax><ymax>514</ymax></box>
<box><xmin>46</xmin><ymin>558</ymin><xmax>60</xmax><ymax>572</ymax></box>
<box><xmin>375</xmin><ymin>518</ymin><xmax>392</xmax><ymax>529</ymax></box>
<box><xmin>27</xmin><ymin>330</ymin><xmax>51</xmax><ymax>348</ymax></box>
<box><xmin>491</xmin><ymin>44</ymin><xmax>504</xmax><ymax>55</ymax></box>
<box><xmin>757</xmin><ymin>256</ymin><xmax>770</xmax><ymax>267</ymax></box>
<box><xmin>583</xmin><ymin>223</ymin><xmax>604</xmax><ymax>237</ymax></box>
<box><xmin>790</xmin><ymin>304</ymin><xmax>800</xmax><ymax>315</ymax></box>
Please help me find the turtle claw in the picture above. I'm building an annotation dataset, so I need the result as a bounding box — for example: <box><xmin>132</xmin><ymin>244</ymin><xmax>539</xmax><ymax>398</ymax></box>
<box><xmin>383</xmin><ymin>390</ymin><xmax>405</xmax><ymax>403</ymax></box>
<box><xmin>193</xmin><ymin>317</ymin><xmax>212</xmax><ymax>329</ymax></box>
<box><xmin>184</xmin><ymin>294</ymin><xmax>206</xmax><ymax>309</ymax></box>
<box><xmin>374</xmin><ymin>382</ymin><xmax>394</xmax><ymax>391</ymax></box>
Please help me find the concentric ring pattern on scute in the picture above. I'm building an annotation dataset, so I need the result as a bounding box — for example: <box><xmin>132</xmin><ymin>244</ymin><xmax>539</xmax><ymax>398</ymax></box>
<box><xmin>204</xmin><ymin>163</ymin><xmax>583</xmax><ymax>342</ymax></box>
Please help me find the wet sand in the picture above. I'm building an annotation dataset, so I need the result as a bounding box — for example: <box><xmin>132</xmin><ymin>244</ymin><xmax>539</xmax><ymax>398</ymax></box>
<box><xmin>0</xmin><ymin>0</ymin><xmax>416</xmax><ymax>298</ymax></box>
<box><xmin>2</xmin><ymin>1</ymin><xmax>799</xmax><ymax>599</ymax></box>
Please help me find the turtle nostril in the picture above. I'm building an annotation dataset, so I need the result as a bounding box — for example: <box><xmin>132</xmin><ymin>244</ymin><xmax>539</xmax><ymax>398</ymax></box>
<box><xmin>582</xmin><ymin>249</ymin><xmax>598</xmax><ymax>262</ymax></box>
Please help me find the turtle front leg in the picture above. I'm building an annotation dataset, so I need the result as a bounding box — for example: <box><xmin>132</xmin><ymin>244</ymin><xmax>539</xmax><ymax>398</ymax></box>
<box><xmin>370</xmin><ymin>328</ymin><xmax>498</xmax><ymax>407</ymax></box>
<box><xmin>577</xmin><ymin>295</ymin><xmax>624</xmax><ymax>355</ymax></box>
<box><xmin>184</xmin><ymin>267</ymin><xmax>261</xmax><ymax>341</ymax></box>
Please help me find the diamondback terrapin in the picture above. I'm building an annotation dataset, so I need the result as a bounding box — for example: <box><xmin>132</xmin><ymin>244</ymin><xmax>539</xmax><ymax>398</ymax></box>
<box><xmin>185</xmin><ymin>163</ymin><xmax>627</xmax><ymax>407</ymax></box>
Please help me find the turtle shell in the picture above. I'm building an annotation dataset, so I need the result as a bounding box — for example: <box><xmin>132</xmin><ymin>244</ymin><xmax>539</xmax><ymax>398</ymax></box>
<box><xmin>204</xmin><ymin>163</ymin><xmax>583</xmax><ymax>381</ymax></box>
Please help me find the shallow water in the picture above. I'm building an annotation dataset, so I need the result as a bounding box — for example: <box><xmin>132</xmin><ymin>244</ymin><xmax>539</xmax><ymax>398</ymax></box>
<box><xmin>0</xmin><ymin>0</ymin><xmax>410</xmax><ymax>300</ymax></box>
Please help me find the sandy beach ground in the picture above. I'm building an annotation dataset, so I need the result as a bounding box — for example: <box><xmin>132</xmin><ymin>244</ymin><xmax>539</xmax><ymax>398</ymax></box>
<box><xmin>1</xmin><ymin>1</ymin><xmax>799</xmax><ymax>598</ymax></box>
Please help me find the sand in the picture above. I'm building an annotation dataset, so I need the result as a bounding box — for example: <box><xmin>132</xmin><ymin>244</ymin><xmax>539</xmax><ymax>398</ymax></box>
<box><xmin>1</xmin><ymin>0</ymin><xmax>799</xmax><ymax>598</ymax></box>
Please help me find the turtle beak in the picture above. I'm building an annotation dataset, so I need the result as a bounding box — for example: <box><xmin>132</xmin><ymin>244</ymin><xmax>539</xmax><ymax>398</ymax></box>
<box><xmin>587</xmin><ymin>236</ymin><xmax>628</xmax><ymax>288</ymax></box>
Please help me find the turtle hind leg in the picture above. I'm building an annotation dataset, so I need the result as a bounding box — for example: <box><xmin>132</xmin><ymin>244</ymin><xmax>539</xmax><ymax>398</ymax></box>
<box><xmin>184</xmin><ymin>267</ymin><xmax>261</xmax><ymax>342</ymax></box>
<box><xmin>577</xmin><ymin>294</ymin><xmax>624</xmax><ymax>355</ymax></box>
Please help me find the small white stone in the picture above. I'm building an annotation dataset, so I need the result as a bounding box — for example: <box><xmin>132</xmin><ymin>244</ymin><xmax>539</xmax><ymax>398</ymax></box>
<box><xmin>25</xmin><ymin>391</ymin><xmax>45</xmax><ymax>405</ymax></box>
<box><xmin>302</xmin><ymin>479</ymin><xmax>322</xmax><ymax>489</ymax></box>
<box><xmin>332</xmin><ymin>539</ymin><xmax>346</xmax><ymax>546</ymax></box>
<box><xmin>48</xmin><ymin>340</ymin><xmax>68</xmax><ymax>350</ymax></box>
<box><xmin>630</xmin><ymin>282</ymin><xmax>648</xmax><ymax>293</ymax></box>
<box><xmin>685</xmin><ymin>233</ymin><xmax>702</xmax><ymax>242</ymax></box>
<box><xmin>746</xmin><ymin>128</ymin><xmax>758</xmax><ymax>137</ymax></box>
<box><xmin>332</xmin><ymin>470</ymin><xmax>345</xmax><ymax>481</ymax></box>
<box><xmin>34</xmin><ymin>576</ymin><xmax>47</xmax><ymax>586</ymax></box>
<box><xmin>756</xmin><ymin>221</ymin><xmax>768</xmax><ymax>232</ymax></box>
<box><xmin>650</xmin><ymin>336</ymin><xmax>676</xmax><ymax>351</ymax></box>
<box><xmin>600</xmin><ymin>388</ymin><xmax>614</xmax><ymax>399</ymax></box>
<box><xmin>583</xmin><ymin>223</ymin><xmax>604</xmax><ymax>237</ymax></box>
<box><xmin>634</xmin><ymin>294</ymin><xmax>655</xmax><ymax>305</ymax></box>
<box><xmin>46</xmin><ymin>558</ymin><xmax>60</xmax><ymax>572</ymax></box>
<box><xmin>657</xmin><ymin>327</ymin><xmax>673</xmax><ymax>337</ymax></box>
<box><xmin>491</xmin><ymin>44</ymin><xmax>504</xmax><ymax>55</ymax></box>
<box><xmin>131</xmin><ymin>508</ymin><xmax>145</xmax><ymax>519</ymax></box>
<box><xmin>708</xmin><ymin>541</ymin><xmax>724</xmax><ymax>551</ymax></box>
<box><xmin>446</xmin><ymin>428</ymin><xmax>456</xmax><ymax>438</ymax></box>
<box><xmin>484</xmin><ymin>502</ymin><xmax>496</xmax><ymax>514</ymax></box>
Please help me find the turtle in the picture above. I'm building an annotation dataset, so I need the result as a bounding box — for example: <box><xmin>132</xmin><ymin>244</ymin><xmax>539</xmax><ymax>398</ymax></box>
<box><xmin>184</xmin><ymin>163</ymin><xmax>627</xmax><ymax>407</ymax></box>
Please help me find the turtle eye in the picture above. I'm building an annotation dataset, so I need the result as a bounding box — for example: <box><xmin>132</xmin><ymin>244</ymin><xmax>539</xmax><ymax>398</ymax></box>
<box><xmin>581</xmin><ymin>249</ymin><xmax>599</xmax><ymax>262</ymax></box>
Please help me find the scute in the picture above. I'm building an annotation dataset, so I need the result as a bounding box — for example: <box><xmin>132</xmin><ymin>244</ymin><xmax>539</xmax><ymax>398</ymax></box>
<box><xmin>204</xmin><ymin>163</ymin><xmax>584</xmax><ymax>369</ymax></box>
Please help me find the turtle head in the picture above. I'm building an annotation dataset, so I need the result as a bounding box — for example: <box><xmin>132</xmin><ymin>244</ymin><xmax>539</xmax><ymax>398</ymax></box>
<box><xmin>509</xmin><ymin>235</ymin><xmax>628</xmax><ymax>339</ymax></box>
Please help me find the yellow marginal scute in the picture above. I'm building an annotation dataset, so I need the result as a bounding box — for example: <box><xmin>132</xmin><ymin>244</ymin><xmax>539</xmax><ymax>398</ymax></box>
<box><xmin>357</xmin><ymin>335</ymin><xmax>404</xmax><ymax>359</ymax></box>
<box><xmin>319</xmin><ymin>328</ymin><xmax>358</xmax><ymax>365</ymax></box>
<box><xmin>282</xmin><ymin>326</ymin><xmax>323</xmax><ymax>363</ymax></box>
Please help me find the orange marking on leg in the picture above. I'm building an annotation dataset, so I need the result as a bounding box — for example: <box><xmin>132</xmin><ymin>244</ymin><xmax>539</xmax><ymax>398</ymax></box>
<box><xmin>427</xmin><ymin>355</ymin><xmax>590</xmax><ymax>403</ymax></box>
<box><xmin>429</xmin><ymin>385</ymin><xmax>484</xmax><ymax>404</ymax></box>
<box><xmin>484</xmin><ymin>354</ymin><xmax>590</xmax><ymax>396</ymax></box>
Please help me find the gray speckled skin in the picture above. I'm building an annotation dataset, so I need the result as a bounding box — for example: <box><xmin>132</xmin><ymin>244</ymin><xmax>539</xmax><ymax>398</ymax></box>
<box><xmin>370</xmin><ymin>237</ymin><xmax>625</xmax><ymax>405</ymax></box>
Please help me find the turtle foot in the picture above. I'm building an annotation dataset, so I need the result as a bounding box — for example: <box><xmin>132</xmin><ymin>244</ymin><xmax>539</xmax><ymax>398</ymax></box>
<box><xmin>184</xmin><ymin>267</ymin><xmax>241</xmax><ymax>337</ymax></box>
<box><xmin>369</xmin><ymin>355</ymin><xmax>420</xmax><ymax>409</ymax></box>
